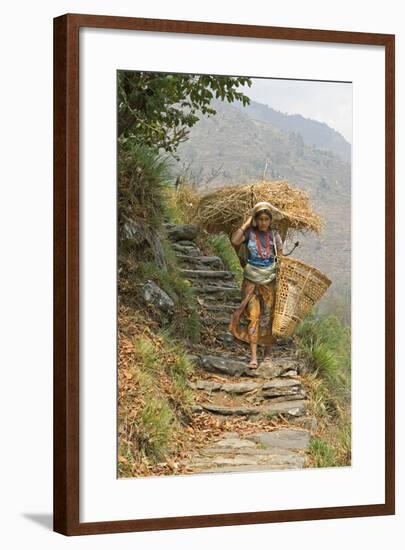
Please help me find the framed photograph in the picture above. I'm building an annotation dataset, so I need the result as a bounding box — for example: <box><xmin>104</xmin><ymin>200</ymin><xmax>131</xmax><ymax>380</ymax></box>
<box><xmin>53</xmin><ymin>13</ymin><xmax>395</xmax><ymax>536</ymax></box>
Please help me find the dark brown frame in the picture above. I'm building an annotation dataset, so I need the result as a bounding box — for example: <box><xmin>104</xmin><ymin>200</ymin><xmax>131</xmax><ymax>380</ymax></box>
<box><xmin>53</xmin><ymin>13</ymin><xmax>395</xmax><ymax>536</ymax></box>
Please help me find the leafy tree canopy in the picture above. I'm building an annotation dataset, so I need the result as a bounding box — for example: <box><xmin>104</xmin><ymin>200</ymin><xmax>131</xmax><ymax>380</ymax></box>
<box><xmin>118</xmin><ymin>71</ymin><xmax>252</xmax><ymax>155</ymax></box>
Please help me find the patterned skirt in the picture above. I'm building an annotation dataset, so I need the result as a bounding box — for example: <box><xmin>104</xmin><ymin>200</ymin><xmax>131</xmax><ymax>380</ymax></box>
<box><xmin>229</xmin><ymin>264</ymin><xmax>278</xmax><ymax>346</ymax></box>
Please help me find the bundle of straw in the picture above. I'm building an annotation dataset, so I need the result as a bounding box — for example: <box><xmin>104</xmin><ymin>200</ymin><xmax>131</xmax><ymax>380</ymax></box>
<box><xmin>194</xmin><ymin>179</ymin><xmax>323</xmax><ymax>239</ymax></box>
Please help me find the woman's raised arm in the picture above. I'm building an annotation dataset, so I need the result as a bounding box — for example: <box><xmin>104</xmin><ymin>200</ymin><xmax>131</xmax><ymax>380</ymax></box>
<box><xmin>231</xmin><ymin>216</ymin><xmax>252</xmax><ymax>246</ymax></box>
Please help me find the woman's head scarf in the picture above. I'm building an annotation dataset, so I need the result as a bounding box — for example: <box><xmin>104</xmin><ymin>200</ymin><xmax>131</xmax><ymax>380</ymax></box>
<box><xmin>251</xmin><ymin>201</ymin><xmax>274</xmax><ymax>227</ymax></box>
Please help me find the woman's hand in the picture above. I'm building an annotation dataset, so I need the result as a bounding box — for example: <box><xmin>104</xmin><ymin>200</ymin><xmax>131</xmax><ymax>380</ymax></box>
<box><xmin>241</xmin><ymin>215</ymin><xmax>252</xmax><ymax>230</ymax></box>
<box><xmin>231</xmin><ymin>216</ymin><xmax>252</xmax><ymax>246</ymax></box>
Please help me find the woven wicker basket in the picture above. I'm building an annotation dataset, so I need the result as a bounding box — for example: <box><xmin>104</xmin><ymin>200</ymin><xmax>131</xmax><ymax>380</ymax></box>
<box><xmin>272</xmin><ymin>256</ymin><xmax>332</xmax><ymax>338</ymax></box>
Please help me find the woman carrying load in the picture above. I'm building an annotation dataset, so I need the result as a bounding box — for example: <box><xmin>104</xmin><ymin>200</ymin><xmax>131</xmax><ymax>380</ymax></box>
<box><xmin>229</xmin><ymin>201</ymin><xmax>284</xmax><ymax>369</ymax></box>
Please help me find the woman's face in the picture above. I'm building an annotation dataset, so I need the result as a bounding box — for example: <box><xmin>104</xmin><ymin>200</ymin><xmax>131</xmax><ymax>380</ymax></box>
<box><xmin>256</xmin><ymin>212</ymin><xmax>271</xmax><ymax>231</ymax></box>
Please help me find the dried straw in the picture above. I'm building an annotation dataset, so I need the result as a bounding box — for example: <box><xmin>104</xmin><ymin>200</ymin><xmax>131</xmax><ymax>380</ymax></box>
<box><xmin>194</xmin><ymin>179</ymin><xmax>323</xmax><ymax>239</ymax></box>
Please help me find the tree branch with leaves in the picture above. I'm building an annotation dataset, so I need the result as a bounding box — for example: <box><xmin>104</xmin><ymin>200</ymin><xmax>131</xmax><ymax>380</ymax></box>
<box><xmin>118</xmin><ymin>71</ymin><xmax>252</xmax><ymax>156</ymax></box>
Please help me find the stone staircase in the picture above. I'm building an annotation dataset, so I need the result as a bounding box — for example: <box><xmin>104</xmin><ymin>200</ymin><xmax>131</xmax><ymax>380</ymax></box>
<box><xmin>164</xmin><ymin>223</ymin><xmax>314</xmax><ymax>474</ymax></box>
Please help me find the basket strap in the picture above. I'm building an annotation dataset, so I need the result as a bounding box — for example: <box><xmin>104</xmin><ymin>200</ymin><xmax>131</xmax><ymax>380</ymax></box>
<box><xmin>272</xmin><ymin>229</ymin><xmax>278</xmax><ymax>258</ymax></box>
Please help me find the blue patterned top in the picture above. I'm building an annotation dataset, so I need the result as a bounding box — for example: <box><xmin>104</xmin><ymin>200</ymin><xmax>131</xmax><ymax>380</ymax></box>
<box><xmin>243</xmin><ymin>227</ymin><xmax>283</xmax><ymax>267</ymax></box>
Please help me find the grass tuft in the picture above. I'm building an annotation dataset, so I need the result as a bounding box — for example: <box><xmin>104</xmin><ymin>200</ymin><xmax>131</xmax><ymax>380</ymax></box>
<box><xmin>205</xmin><ymin>233</ymin><xmax>243</xmax><ymax>284</ymax></box>
<box><xmin>295</xmin><ymin>309</ymin><xmax>351</xmax><ymax>468</ymax></box>
<box><xmin>137</xmin><ymin>397</ymin><xmax>177</xmax><ymax>461</ymax></box>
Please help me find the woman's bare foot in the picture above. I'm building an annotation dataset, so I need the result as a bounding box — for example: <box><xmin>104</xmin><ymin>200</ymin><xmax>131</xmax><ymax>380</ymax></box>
<box><xmin>249</xmin><ymin>358</ymin><xmax>258</xmax><ymax>369</ymax></box>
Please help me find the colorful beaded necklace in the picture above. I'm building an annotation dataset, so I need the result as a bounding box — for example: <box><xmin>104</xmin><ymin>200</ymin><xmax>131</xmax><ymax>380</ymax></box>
<box><xmin>254</xmin><ymin>228</ymin><xmax>272</xmax><ymax>259</ymax></box>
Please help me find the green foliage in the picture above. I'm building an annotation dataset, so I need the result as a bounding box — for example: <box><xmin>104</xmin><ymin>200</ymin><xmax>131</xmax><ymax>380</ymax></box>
<box><xmin>206</xmin><ymin>233</ymin><xmax>243</xmax><ymax>285</ymax></box>
<box><xmin>296</xmin><ymin>310</ymin><xmax>352</xmax><ymax>468</ymax></box>
<box><xmin>296</xmin><ymin>310</ymin><xmax>351</xmax><ymax>400</ymax></box>
<box><xmin>159</xmin><ymin>328</ymin><xmax>195</xmax><ymax>379</ymax></box>
<box><xmin>170</xmin><ymin>306</ymin><xmax>201</xmax><ymax>345</ymax></box>
<box><xmin>137</xmin><ymin>255</ymin><xmax>201</xmax><ymax>343</ymax></box>
<box><xmin>162</xmin><ymin>197</ymin><xmax>187</xmax><ymax>224</ymax></box>
<box><xmin>118</xmin><ymin>71</ymin><xmax>252</xmax><ymax>155</ymax></box>
<box><xmin>134</xmin><ymin>337</ymin><xmax>161</xmax><ymax>374</ymax></box>
<box><xmin>135</xmin><ymin>234</ymin><xmax>201</xmax><ymax>342</ymax></box>
<box><xmin>137</xmin><ymin>397</ymin><xmax>176</xmax><ymax>461</ymax></box>
<box><xmin>117</xmin><ymin>145</ymin><xmax>201</xmax><ymax>344</ymax></box>
<box><xmin>130</xmin><ymin>331</ymin><xmax>196</xmax><ymax>462</ymax></box>
<box><xmin>305</xmin><ymin>373</ymin><xmax>329</xmax><ymax>419</ymax></box>
<box><xmin>118</xmin><ymin>142</ymin><xmax>172</xmax><ymax>243</ymax></box>
<box><xmin>311</xmin><ymin>342</ymin><xmax>340</xmax><ymax>381</ymax></box>
<box><xmin>133</xmin><ymin>332</ymin><xmax>195</xmax><ymax>394</ymax></box>
<box><xmin>264</xmin><ymin>411</ymin><xmax>279</xmax><ymax>420</ymax></box>
<box><xmin>138</xmin><ymin>260</ymin><xmax>183</xmax><ymax>304</ymax></box>
<box><xmin>308</xmin><ymin>436</ymin><xmax>337</xmax><ymax>468</ymax></box>
<box><xmin>160</xmin><ymin>329</ymin><xmax>196</xmax><ymax>410</ymax></box>
<box><xmin>337</xmin><ymin>422</ymin><xmax>352</xmax><ymax>461</ymax></box>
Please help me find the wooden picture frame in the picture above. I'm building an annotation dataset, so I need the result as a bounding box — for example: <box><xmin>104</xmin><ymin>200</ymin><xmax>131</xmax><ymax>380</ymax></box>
<box><xmin>53</xmin><ymin>13</ymin><xmax>395</xmax><ymax>536</ymax></box>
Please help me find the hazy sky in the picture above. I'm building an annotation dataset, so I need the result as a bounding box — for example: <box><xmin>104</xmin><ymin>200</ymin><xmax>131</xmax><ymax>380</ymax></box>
<box><xmin>240</xmin><ymin>78</ymin><xmax>353</xmax><ymax>144</ymax></box>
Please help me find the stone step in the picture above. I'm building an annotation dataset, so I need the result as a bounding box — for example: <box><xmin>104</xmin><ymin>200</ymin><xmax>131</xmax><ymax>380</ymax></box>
<box><xmin>180</xmin><ymin>269</ymin><xmax>234</xmax><ymax>280</ymax></box>
<box><xmin>190</xmin><ymin>277</ymin><xmax>239</xmax><ymax>287</ymax></box>
<box><xmin>209</xmin><ymin>336</ymin><xmax>249</xmax><ymax>354</ymax></box>
<box><xmin>194</xmin><ymin>353</ymin><xmax>302</xmax><ymax>376</ymax></box>
<box><xmin>245</xmin><ymin>428</ymin><xmax>311</xmax><ymax>450</ymax></box>
<box><xmin>171</xmin><ymin>243</ymin><xmax>201</xmax><ymax>256</ymax></box>
<box><xmin>180</xmin><ymin>430</ymin><xmax>310</xmax><ymax>473</ymax></box>
<box><xmin>190</xmin><ymin>379</ymin><xmax>261</xmax><ymax>394</ymax></box>
<box><xmin>198</xmin><ymin>303</ymin><xmax>238</xmax><ymax>314</ymax></box>
<box><xmin>191</xmin><ymin>285</ymin><xmax>241</xmax><ymax>295</ymax></box>
<box><xmin>200</xmin><ymin>316</ymin><xmax>235</xmax><ymax>327</ymax></box>
<box><xmin>189</xmin><ymin>462</ymin><xmax>305</xmax><ymax>473</ymax></box>
<box><xmin>186</xmin><ymin>451</ymin><xmax>306</xmax><ymax>471</ymax></box>
<box><xmin>195</xmin><ymin>295</ymin><xmax>242</xmax><ymax>307</ymax></box>
<box><xmin>196</xmin><ymin>354</ymin><xmax>260</xmax><ymax>378</ymax></box>
<box><xmin>191</xmin><ymin>283</ymin><xmax>240</xmax><ymax>293</ymax></box>
<box><xmin>193</xmin><ymin>398</ymin><xmax>307</xmax><ymax>418</ymax></box>
<box><xmin>165</xmin><ymin>223</ymin><xmax>199</xmax><ymax>242</ymax></box>
<box><xmin>210</xmin><ymin>335</ymin><xmax>302</xmax><ymax>373</ymax></box>
<box><xmin>213</xmin><ymin>331</ymin><xmax>244</xmax><ymax>347</ymax></box>
<box><xmin>261</xmin><ymin>378</ymin><xmax>305</xmax><ymax>398</ymax></box>
<box><xmin>175</xmin><ymin>254</ymin><xmax>225</xmax><ymax>270</ymax></box>
<box><xmin>255</xmin><ymin>357</ymin><xmax>300</xmax><ymax>379</ymax></box>
<box><xmin>190</xmin><ymin>377</ymin><xmax>305</xmax><ymax>399</ymax></box>
<box><xmin>186</xmin><ymin>348</ymin><xmax>251</xmax><ymax>364</ymax></box>
<box><xmin>173</xmin><ymin>240</ymin><xmax>198</xmax><ymax>247</ymax></box>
